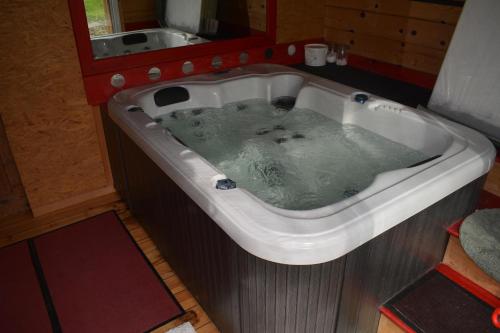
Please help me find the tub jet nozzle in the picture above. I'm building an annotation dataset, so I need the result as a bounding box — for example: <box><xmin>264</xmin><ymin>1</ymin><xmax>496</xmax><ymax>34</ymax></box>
<box><xmin>216</xmin><ymin>179</ymin><xmax>237</xmax><ymax>190</ymax></box>
<box><xmin>354</xmin><ymin>93</ymin><xmax>369</xmax><ymax>104</ymax></box>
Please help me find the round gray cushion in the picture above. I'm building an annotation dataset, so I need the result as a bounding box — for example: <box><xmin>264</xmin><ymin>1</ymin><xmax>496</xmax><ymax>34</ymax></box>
<box><xmin>460</xmin><ymin>209</ymin><xmax>500</xmax><ymax>282</ymax></box>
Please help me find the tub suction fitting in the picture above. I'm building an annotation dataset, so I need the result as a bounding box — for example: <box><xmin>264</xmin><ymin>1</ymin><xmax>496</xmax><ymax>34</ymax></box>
<box><xmin>354</xmin><ymin>93</ymin><xmax>369</xmax><ymax>104</ymax></box>
<box><xmin>127</xmin><ymin>106</ymin><xmax>143</xmax><ymax>112</ymax></box>
<box><xmin>216</xmin><ymin>179</ymin><xmax>237</xmax><ymax>190</ymax></box>
<box><xmin>271</xmin><ymin>96</ymin><xmax>296</xmax><ymax>111</ymax></box>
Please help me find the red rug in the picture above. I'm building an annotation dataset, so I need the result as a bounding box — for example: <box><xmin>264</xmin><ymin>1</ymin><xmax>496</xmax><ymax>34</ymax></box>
<box><xmin>0</xmin><ymin>211</ymin><xmax>184</xmax><ymax>333</ymax></box>
<box><xmin>0</xmin><ymin>241</ymin><xmax>52</xmax><ymax>333</ymax></box>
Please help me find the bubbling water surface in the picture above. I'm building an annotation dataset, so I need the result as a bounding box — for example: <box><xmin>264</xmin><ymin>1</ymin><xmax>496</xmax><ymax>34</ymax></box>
<box><xmin>157</xmin><ymin>99</ymin><xmax>428</xmax><ymax>210</ymax></box>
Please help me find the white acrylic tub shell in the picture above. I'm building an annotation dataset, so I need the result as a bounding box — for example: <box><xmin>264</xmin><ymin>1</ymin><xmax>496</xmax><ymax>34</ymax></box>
<box><xmin>108</xmin><ymin>64</ymin><xmax>496</xmax><ymax>265</ymax></box>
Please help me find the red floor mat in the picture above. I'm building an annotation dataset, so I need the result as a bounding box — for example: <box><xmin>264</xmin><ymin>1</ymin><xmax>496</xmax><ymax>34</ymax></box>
<box><xmin>34</xmin><ymin>211</ymin><xmax>184</xmax><ymax>333</ymax></box>
<box><xmin>384</xmin><ymin>270</ymin><xmax>497</xmax><ymax>333</ymax></box>
<box><xmin>0</xmin><ymin>241</ymin><xmax>52</xmax><ymax>333</ymax></box>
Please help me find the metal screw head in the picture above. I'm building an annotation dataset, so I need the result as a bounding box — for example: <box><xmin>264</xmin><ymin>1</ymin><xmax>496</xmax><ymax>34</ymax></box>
<box><xmin>148</xmin><ymin>67</ymin><xmax>161</xmax><ymax>81</ymax></box>
<box><xmin>288</xmin><ymin>44</ymin><xmax>296</xmax><ymax>56</ymax></box>
<box><xmin>110</xmin><ymin>74</ymin><xmax>125</xmax><ymax>88</ymax></box>
<box><xmin>182</xmin><ymin>61</ymin><xmax>194</xmax><ymax>75</ymax></box>
<box><xmin>212</xmin><ymin>56</ymin><xmax>223</xmax><ymax>69</ymax></box>
<box><xmin>239</xmin><ymin>52</ymin><xmax>249</xmax><ymax>64</ymax></box>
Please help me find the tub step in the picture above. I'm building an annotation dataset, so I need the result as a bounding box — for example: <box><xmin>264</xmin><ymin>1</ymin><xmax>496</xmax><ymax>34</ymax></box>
<box><xmin>379</xmin><ymin>264</ymin><xmax>500</xmax><ymax>333</ymax></box>
<box><xmin>443</xmin><ymin>236</ymin><xmax>500</xmax><ymax>297</ymax></box>
<box><xmin>447</xmin><ymin>190</ymin><xmax>500</xmax><ymax>237</ymax></box>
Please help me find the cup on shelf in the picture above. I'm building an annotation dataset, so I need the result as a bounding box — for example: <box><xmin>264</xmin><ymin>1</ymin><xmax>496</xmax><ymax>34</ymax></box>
<box><xmin>304</xmin><ymin>44</ymin><xmax>328</xmax><ymax>67</ymax></box>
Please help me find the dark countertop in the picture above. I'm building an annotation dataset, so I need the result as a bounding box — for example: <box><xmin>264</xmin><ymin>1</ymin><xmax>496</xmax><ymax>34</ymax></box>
<box><xmin>293</xmin><ymin>63</ymin><xmax>432</xmax><ymax>108</ymax></box>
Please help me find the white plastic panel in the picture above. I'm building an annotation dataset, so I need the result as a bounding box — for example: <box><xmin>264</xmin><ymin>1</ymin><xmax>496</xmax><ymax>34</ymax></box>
<box><xmin>294</xmin><ymin>85</ymin><xmax>346</xmax><ymax>123</ymax></box>
<box><xmin>428</xmin><ymin>0</ymin><xmax>500</xmax><ymax>144</ymax></box>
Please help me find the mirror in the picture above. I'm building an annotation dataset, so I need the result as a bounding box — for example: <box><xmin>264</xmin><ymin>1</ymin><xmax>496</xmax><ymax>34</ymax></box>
<box><xmin>84</xmin><ymin>0</ymin><xmax>268</xmax><ymax>59</ymax></box>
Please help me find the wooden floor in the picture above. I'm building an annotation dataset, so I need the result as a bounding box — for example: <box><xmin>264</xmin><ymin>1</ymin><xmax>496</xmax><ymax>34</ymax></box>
<box><xmin>0</xmin><ymin>192</ymin><xmax>219</xmax><ymax>333</ymax></box>
<box><xmin>485</xmin><ymin>159</ymin><xmax>500</xmax><ymax>197</ymax></box>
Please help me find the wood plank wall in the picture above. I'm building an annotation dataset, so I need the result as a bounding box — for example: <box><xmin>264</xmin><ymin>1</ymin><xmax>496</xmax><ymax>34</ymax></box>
<box><xmin>121</xmin><ymin>0</ymin><xmax>156</xmax><ymax>25</ymax></box>
<box><xmin>0</xmin><ymin>0</ymin><xmax>113</xmax><ymax>216</ymax></box>
<box><xmin>277</xmin><ymin>0</ymin><xmax>325</xmax><ymax>43</ymax></box>
<box><xmin>323</xmin><ymin>0</ymin><xmax>464</xmax><ymax>74</ymax></box>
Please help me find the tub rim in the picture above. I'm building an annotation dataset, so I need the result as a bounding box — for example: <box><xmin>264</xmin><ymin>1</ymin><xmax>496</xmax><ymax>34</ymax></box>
<box><xmin>107</xmin><ymin>64</ymin><xmax>496</xmax><ymax>265</ymax></box>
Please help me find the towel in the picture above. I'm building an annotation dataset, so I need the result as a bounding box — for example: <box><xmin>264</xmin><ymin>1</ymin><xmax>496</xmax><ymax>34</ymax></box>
<box><xmin>166</xmin><ymin>322</ymin><xmax>197</xmax><ymax>333</ymax></box>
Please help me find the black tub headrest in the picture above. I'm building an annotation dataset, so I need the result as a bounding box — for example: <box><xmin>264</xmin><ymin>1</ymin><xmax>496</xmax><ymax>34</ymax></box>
<box><xmin>154</xmin><ymin>87</ymin><xmax>190</xmax><ymax>107</ymax></box>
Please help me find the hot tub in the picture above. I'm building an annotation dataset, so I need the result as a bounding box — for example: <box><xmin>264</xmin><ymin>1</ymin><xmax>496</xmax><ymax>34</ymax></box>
<box><xmin>91</xmin><ymin>28</ymin><xmax>209</xmax><ymax>59</ymax></box>
<box><xmin>104</xmin><ymin>64</ymin><xmax>495</xmax><ymax>332</ymax></box>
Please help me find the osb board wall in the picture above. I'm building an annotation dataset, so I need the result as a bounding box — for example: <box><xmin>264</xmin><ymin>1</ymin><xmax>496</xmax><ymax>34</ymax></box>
<box><xmin>277</xmin><ymin>0</ymin><xmax>325</xmax><ymax>43</ymax></box>
<box><xmin>0</xmin><ymin>0</ymin><xmax>112</xmax><ymax>216</ymax></box>
<box><xmin>324</xmin><ymin>0</ymin><xmax>463</xmax><ymax>74</ymax></box>
<box><xmin>0</xmin><ymin>116</ymin><xmax>29</xmax><ymax>219</ymax></box>
<box><xmin>248</xmin><ymin>0</ymin><xmax>267</xmax><ymax>32</ymax></box>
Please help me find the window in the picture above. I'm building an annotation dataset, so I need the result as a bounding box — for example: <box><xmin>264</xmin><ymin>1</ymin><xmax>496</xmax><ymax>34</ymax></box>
<box><xmin>84</xmin><ymin>0</ymin><xmax>111</xmax><ymax>36</ymax></box>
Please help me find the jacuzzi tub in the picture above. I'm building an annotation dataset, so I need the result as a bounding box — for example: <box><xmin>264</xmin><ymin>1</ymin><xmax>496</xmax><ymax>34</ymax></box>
<box><xmin>91</xmin><ymin>28</ymin><xmax>209</xmax><ymax>59</ymax></box>
<box><xmin>104</xmin><ymin>64</ymin><xmax>494</xmax><ymax>333</ymax></box>
<box><xmin>108</xmin><ymin>64</ymin><xmax>495</xmax><ymax>265</ymax></box>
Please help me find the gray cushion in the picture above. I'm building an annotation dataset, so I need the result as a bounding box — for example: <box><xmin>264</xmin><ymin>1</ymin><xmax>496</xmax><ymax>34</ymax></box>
<box><xmin>460</xmin><ymin>209</ymin><xmax>500</xmax><ymax>282</ymax></box>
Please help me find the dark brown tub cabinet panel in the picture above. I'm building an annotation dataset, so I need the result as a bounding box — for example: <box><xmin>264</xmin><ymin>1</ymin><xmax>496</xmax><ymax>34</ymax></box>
<box><xmin>101</xmin><ymin>107</ymin><xmax>131</xmax><ymax>206</ymax></box>
<box><xmin>335</xmin><ymin>177</ymin><xmax>484</xmax><ymax>333</ymax></box>
<box><xmin>103</xmin><ymin>111</ymin><xmax>485</xmax><ymax>333</ymax></box>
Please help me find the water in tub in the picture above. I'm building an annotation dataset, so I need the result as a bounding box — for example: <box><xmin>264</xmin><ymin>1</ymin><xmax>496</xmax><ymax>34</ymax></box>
<box><xmin>157</xmin><ymin>99</ymin><xmax>428</xmax><ymax>210</ymax></box>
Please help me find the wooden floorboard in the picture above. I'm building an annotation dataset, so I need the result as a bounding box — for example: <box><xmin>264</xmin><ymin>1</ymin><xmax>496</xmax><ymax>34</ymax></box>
<box><xmin>377</xmin><ymin>314</ymin><xmax>406</xmax><ymax>333</ymax></box>
<box><xmin>0</xmin><ymin>194</ymin><xmax>219</xmax><ymax>333</ymax></box>
<box><xmin>0</xmin><ymin>192</ymin><xmax>128</xmax><ymax>247</ymax></box>
<box><xmin>442</xmin><ymin>236</ymin><xmax>500</xmax><ymax>298</ymax></box>
<box><xmin>484</xmin><ymin>160</ymin><xmax>500</xmax><ymax>197</ymax></box>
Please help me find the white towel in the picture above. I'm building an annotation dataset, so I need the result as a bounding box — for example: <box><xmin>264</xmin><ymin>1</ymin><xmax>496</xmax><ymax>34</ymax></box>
<box><xmin>428</xmin><ymin>0</ymin><xmax>500</xmax><ymax>143</ymax></box>
<box><xmin>166</xmin><ymin>322</ymin><xmax>197</xmax><ymax>333</ymax></box>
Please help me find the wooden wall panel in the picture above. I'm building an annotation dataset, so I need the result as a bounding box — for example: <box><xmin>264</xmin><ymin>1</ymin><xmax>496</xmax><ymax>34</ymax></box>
<box><xmin>324</xmin><ymin>7</ymin><xmax>455</xmax><ymax>50</ymax></box>
<box><xmin>0</xmin><ymin>116</ymin><xmax>29</xmax><ymax>219</ymax></box>
<box><xmin>248</xmin><ymin>0</ymin><xmax>267</xmax><ymax>32</ymax></box>
<box><xmin>325</xmin><ymin>0</ymin><xmax>462</xmax><ymax>24</ymax></box>
<box><xmin>121</xmin><ymin>0</ymin><xmax>156</xmax><ymax>25</ymax></box>
<box><xmin>0</xmin><ymin>0</ymin><xmax>113</xmax><ymax>215</ymax></box>
<box><xmin>324</xmin><ymin>28</ymin><xmax>446</xmax><ymax>74</ymax></box>
<box><xmin>277</xmin><ymin>0</ymin><xmax>326</xmax><ymax>43</ymax></box>
<box><xmin>324</xmin><ymin>0</ymin><xmax>463</xmax><ymax>74</ymax></box>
